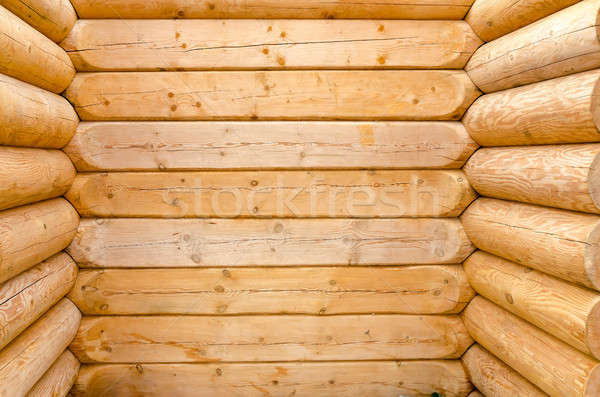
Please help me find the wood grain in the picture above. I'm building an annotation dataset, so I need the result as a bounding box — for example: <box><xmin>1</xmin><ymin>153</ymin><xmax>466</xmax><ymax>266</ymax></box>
<box><xmin>0</xmin><ymin>73</ymin><xmax>78</xmax><ymax>148</ymax></box>
<box><xmin>26</xmin><ymin>350</ymin><xmax>80</xmax><ymax>397</ymax></box>
<box><xmin>65</xmin><ymin>170</ymin><xmax>476</xmax><ymax>218</ymax></box>
<box><xmin>0</xmin><ymin>252</ymin><xmax>77</xmax><ymax>350</ymax></box>
<box><xmin>64</xmin><ymin>121</ymin><xmax>478</xmax><ymax>171</ymax></box>
<box><xmin>0</xmin><ymin>146</ymin><xmax>76</xmax><ymax>211</ymax></box>
<box><xmin>466</xmin><ymin>0</ymin><xmax>579</xmax><ymax>41</ymax></box>
<box><xmin>67</xmin><ymin>218</ymin><xmax>475</xmax><ymax>268</ymax></box>
<box><xmin>0</xmin><ymin>199</ymin><xmax>79</xmax><ymax>284</ymax></box>
<box><xmin>464</xmin><ymin>144</ymin><xmax>600</xmax><ymax>214</ymax></box>
<box><xmin>461</xmin><ymin>198</ymin><xmax>600</xmax><ymax>290</ymax></box>
<box><xmin>0</xmin><ymin>5</ymin><xmax>74</xmax><ymax>93</ymax></box>
<box><xmin>68</xmin><ymin>265</ymin><xmax>475</xmax><ymax>315</ymax></box>
<box><xmin>62</xmin><ymin>19</ymin><xmax>481</xmax><ymax>71</ymax></box>
<box><xmin>463</xmin><ymin>70</ymin><xmax>600</xmax><ymax>146</ymax></box>
<box><xmin>0</xmin><ymin>299</ymin><xmax>81</xmax><ymax>397</ymax></box>
<box><xmin>462</xmin><ymin>344</ymin><xmax>547</xmax><ymax>397</ymax></box>
<box><xmin>464</xmin><ymin>251</ymin><xmax>600</xmax><ymax>359</ymax></box>
<box><xmin>72</xmin><ymin>361</ymin><xmax>473</xmax><ymax>397</ymax></box>
<box><xmin>70</xmin><ymin>314</ymin><xmax>473</xmax><ymax>363</ymax></box>
<box><xmin>463</xmin><ymin>297</ymin><xmax>600</xmax><ymax>397</ymax></box>
<box><xmin>69</xmin><ymin>0</ymin><xmax>475</xmax><ymax>20</ymax></box>
<box><xmin>65</xmin><ymin>71</ymin><xmax>481</xmax><ymax>121</ymax></box>
<box><xmin>0</xmin><ymin>0</ymin><xmax>77</xmax><ymax>42</ymax></box>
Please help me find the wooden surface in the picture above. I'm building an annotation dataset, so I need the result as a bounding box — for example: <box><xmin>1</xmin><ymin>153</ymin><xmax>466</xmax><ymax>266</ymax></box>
<box><xmin>70</xmin><ymin>314</ymin><xmax>473</xmax><ymax>363</ymax></box>
<box><xmin>463</xmin><ymin>297</ymin><xmax>600</xmax><ymax>397</ymax></box>
<box><xmin>65</xmin><ymin>170</ymin><xmax>476</xmax><ymax>218</ymax></box>
<box><xmin>468</xmin><ymin>392</ymin><xmax>484</xmax><ymax>397</ymax></box>
<box><xmin>0</xmin><ymin>73</ymin><xmax>78</xmax><ymax>148</ymax></box>
<box><xmin>0</xmin><ymin>199</ymin><xmax>79</xmax><ymax>284</ymax></box>
<box><xmin>0</xmin><ymin>299</ymin><xmax>81</xmax><ymax>397</ymax></box>
<box><xmin>464</xmin><ymin>144</ymin><xmax>600</xmax><ymax>214</ymax></box>
<box><xmin>62</xmin><ymin>20</ymin><xmax>481</xmax><ymax>71</ymax></box>
<box><xmin>65</xmin><ymin>71</ymin><xmax>481</xmax><ymax>121</ymax></box>
<box><xmin>461</xmin><ymin>198</ymin><xmax>600</xmax><ymax>290</ymax></box>
<box><xmin>72</xmin><ymin>361</ymin><xmax>473</xmax><ymax>397</ymax></box>
<box><xmin>463</xmin><ymin>70</ymin><xmax>600</xmax><ymax>146</ymax></box>
<box><xmin>69</xmin><ymin>0</ymin><xmax>475</xmax><ymax>19</ymax></box>
<box><xmin>0</xmin><ymin>253</ymin><xmax>77</xmax><ymax>350</ymax></box>
<box><xmin>0</xmin><ymin>5</ymin><xmax>74</xmax><ymax>93</ymax></box>
<box><xmin>68</xmin><ymin>218</ymin><xmax>475</xmax><ymax>268</ymax></box>
<box><xmin>69</xmin><ymin>265</ymin><xmax>475</xmax><ymax>315</ymax></box>
<box><xmin>466</xmin><ymin>0</ymin><xmax>600</xmax><ymax>93</ymax></box>
<box><xmin>466</xmin><ymin>0</ymin><xmax>579</xmax><ymax>41</ymax></box>
<box><xmin>464</xmin><ymin>251</ymin><xmax>600</xmax><ymax>359</ymax></box>
<box><xmin>0</xmin><ymin>147</ymin><xmax>76</xmax><ymax>211</ymax></box>
<box><xmin>0</xmin><ymin>0</ymin><xmax>77</xmax><ymax>42</ymax></box>
<box><xmin>462</xmin><ymin>344</ymin><xmax>547</xmax><ymax>397</ymax></box>
<box><xmin>26</xmin><ymin>350</ymin><xmax>80</xmax><ymax>397</ymax></box>
<box><xmin>64</xmin><ymin>121</ymin><xmax>478</xmax><ymax>171</ymax></box>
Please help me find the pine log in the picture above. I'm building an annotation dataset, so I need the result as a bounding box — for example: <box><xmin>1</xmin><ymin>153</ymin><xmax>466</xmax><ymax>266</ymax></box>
<box><xmin>463</xmin><ymin>297</ymin><xmax>600</xmax><ymax>397</ymax></box>
<box><xmin>461</xmin><ymin>198</ymin><xmax>600</xmax><ymax>290</ymax></box>
<box><xmin>26</xmin><ymin>350</ymin><xmax>80</xmax><ymax>397</ymax></box>
<box><xmin>0</xmin><ymin>0</ymin><xmax>77</xmax><ymax>42</ymax></box>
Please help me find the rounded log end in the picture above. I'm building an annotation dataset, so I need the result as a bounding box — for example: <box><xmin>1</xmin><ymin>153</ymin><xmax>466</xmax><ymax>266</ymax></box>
<box><xmin>589</xmin><ymin>151</ymin><xmax>600</xmax><ymax>212</ymax></box>
<box><xmin>585</xmin><ymin>222</ymin><xmax>600</xmax><ymax>290</ymax></box>
<box><xmin>585</xmin><ymin>363</ymin><xmax>600</xmax><ymax>397</ymax></box>
<box><xmin>585</xmin><ymin>299</ymin><xmax>600</xmax><ymax>360</ymax></box>
<box><xmin>590</xmin><ymin>75</ymin><xmax>600</xmax><ymax>133</ymax></box>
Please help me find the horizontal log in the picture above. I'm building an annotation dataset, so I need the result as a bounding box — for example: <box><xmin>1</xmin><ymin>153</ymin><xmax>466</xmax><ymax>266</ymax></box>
<box><xmin>69</xmin><ymin>265</ymin><xmax>474</xmax><ymax>315</ymax></box>
<box><xmin>65</xmin><ymin>71</ymin><xmax>481</xmax><ymax>121</ymax></box>
<box><xmin>62</xmin><ymin>20</ymin><xmax>481</xmax><ymax>71</ymax></box>
<box><xmin>0</xmin><ymin>199</ymin><xmax>79</xmax><ymax>283</ymax></box>
<box><xmin>26</xmin><ymin>350</ymin><xmax>80</xmax><ymax>397</ymax></box>
<box><xmin>466</xmin><ymin>0</ymin><xmax>579</xmax><ymax>41</ymax></box>
<box><xmin>463</xmin><ymin>297</ymin><xmax>600</xmax><ymax>397</ymax></box>
<box><xmin>466</xmin><ymin>0</ymin><xmax>600</xmax><ymax>93</ymax></box>
<box><xmin>0</xmin><ymin>299</ymin><xmax>81</xmax><ymax>397</ymax></box>
<box><xmin>0</xmin><ymin>6</ymin><xmax>74</xmax><ymax>93</ymax></box>
<box><xmin>0</xmin><ymin>73</ymin><xmax>78</xmax><ymax>148</ymax></box>
<box><xmin>65</xmin><ymin>121</ymin><xmax>478</xmax><ymax>171</ymax></box>
<box><xmin>464</xmin><ymin>144</ymin><xmax>600</xmax><ymax>214</ymax></box>
<box><xmin>65</xmin><ymin>170</ymin><xmax>476</xmax><ymax>218</ymax></box>
<box><xmin>465</xmin><ymin>251</ymin><xmax>600</xmax><ymax>359</ymax></box>
<box><xmin>0</xmin><ymin>147</ymin><xmax>76</xmax><ymax>211</ymax></box>
<box><xmin>67</xmin><ymin>218</ymin><xmax>475</xmax><ymax>268</ymax></box>
<box><xmin>0</xmin><ymin>252</ymin><xmax>77</xmax><ymax>350</ymax></box>
<box><xmin>69</xmin><ymin>0</ymin><xmax>474</xmax><ymax>19</ymax></box>
<box><xmin>462</xmin><ymin>344</ymin><xmax>547</xmax><ymax>397</ymax></box>
<box><xmin>72</xmin><ymin>361</ymin><xmax>472</xmax><ymax>397</ymax></box>
<box><xmin>463</xmin><ymin>70</ymin><xmax>600</xmax><ymax>146</ymax></box>
<box><xmin>0</xmin><ymin>0</ymin><xmax>77</xmax><ymax>42</ymax></box>
<box><xmin>70</xmin><ymin>314</ymin><xmax>473</xmax><ymax>363</ymax></box>
<box><xmin>461</xmin><ymin>198</ymin><xmax>600</xmax><ymax>290</ymax></box>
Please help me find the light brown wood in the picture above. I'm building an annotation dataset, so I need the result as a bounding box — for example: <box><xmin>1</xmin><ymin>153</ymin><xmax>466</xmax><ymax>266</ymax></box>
<box><xmin>0</xmin><ymin>252</ymin><xmax>77</xmax><ymax>350</ymax></box>
<box><xmin>463</xmin><ymin>70</ymin><xmax>600</xmax><ymax>146</ymax></box>
<box><xmin>0</xmin><ymin>6</ymin><xmax>74</xmax><ymax>93</ymax></box>
<box><xmin>68</xmin><ymin>265</ymin><xmax>475</xmax><ymax>315</ymax></box>
<box><xmin>466</xmin><ymin>0</ymin><xmax>600</xmax><ymax>93</ymax></box>
<box><xmin>65</xmin><ymin>121</ymin><xmax>478</xmax><ymax>171</ymax></box>
<box><xmin>72</xmin><ymin>361</ymin><xmax>472</xmax><ymax>397</ymax></box>
<box><xmin>468</xmin><ymin>392</ymin><xmax>484</xmax><ymax>397</ymax></box>
<box><xmin>0</xmin><ymin>73</ymin><xmax>78</xmax><ymax>148</ymax></box>
<box><xmin>70</xmin><ymin>314</ymin><xmax>473</xmax><ymax>363</ymax></box>
<box><xmin>69</xmin><ymin>0</ymin><xmax>474</xmax><ymax>19</ymax></box>
<box><xmin>68</xmin><ymin>218</ymin><xmax>475</xmax><ymax>268</ymax></box>
<box><xmin>461</xmin><ymin>198</ymin><xmax>600</xmax><ymax>290</ymax></box>
<box><xmin>464</xmin><ymin>251</ymin><xmax>600</xmax><ymax>359</ymax></box>
<box><xmin>26</xmin><ymin>350</ymin><xmax>80</xmax><ymax>397</ymax></box>
<box><xmin>462</xmin><ymin>344</ymin><xmax>547</xmax><ymax>397</ymax></box>
<box><xmin>62</xmin><ymin>19</ymin><xmax>482</xmax><ymax>71</ymax></box>
<box><xmin>65</xmin><ymin>71</ymin><xmax>481</xmax><ymax>121</ymax></box>
<box><xmin>0</xmin><ymin>199</ymin><xmax>79</xmax><ymax>284</ymax></box>
<box><xmin>65</xmin><ymin>170</ymin><xmax>476</xmax><ymax>218</ymax></box>
<box><xmin>0</xmin><ymin>299</ymin><xmax>81</xmax><ymax>397</ymax></box>
<box><xmin>464</xmin><ymin>144</ymin><xmax>600</xmax><ymax>214</ymax></box>
<box><xmin>0</xmin><ymin>0</ymin><xmax>77</xmax><ymax>42</ymax></box>
<box><xmin>462</xmin><ymin>297</ymin><xmax>600</xmax><ymax>397</ymax></box>
<box><xmin>0</xmin><ymin>146</ymin><xmax>76</xmax><ymax>211</ymax></box>
<box><xmin>466</xmin><ymin>0</ymin><xmax>579</xmax><ymax>41</ymax></box>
